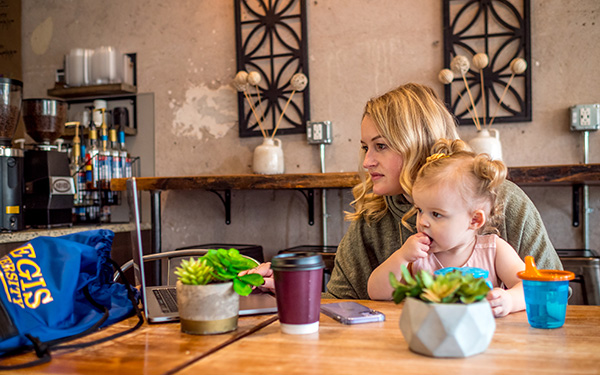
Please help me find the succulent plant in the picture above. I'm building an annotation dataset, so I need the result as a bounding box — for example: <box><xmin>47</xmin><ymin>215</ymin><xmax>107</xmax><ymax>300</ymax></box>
<box><xmin>174</xmin><ymin>257</ymin><xmax>214</xmax><ymax>286</ymax></box>
<box><xmin>389</xmin><ymin>265</ymin><xmax>490</xmax><ymax>304</ymax></box>
<box><xmin>174</xmin><ymin>248</ymin><xmax>264</xmax><ymax>296</ymax></box>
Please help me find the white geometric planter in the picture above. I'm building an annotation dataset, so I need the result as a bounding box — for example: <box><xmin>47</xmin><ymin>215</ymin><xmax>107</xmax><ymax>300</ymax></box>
<box><xmin>399</xmin><ymin>297</ymin><xmax>495</xmax><ymax>358</ymax></box>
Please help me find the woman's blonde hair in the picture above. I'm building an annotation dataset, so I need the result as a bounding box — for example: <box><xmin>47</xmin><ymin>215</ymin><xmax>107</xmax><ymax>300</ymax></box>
<box><xmin>401</xmin><ymin>139</ymin><xmax>507</xmax><ymax>234</ymax></box>
<box><xmin>346</xmin><ymin>83</ymin><xmax>459</xmax><ymax>223</ymax></box>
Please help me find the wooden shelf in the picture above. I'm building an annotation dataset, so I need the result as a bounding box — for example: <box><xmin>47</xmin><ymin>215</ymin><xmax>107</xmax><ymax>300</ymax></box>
<box><xmin>110</xmin><ymin>164</ymin><xmax>600</xmax><ymax>192</ymax></box>
<box><xmin>508</xmin><ymin>164</ymin><xmax>600</xmax><ymax>186</ymax></box>
<box><xmin>112</xmin><ymin>164</ymin><xmax>600</xmax><ymax>254</ymax></box>
<box><xmin>111</xmin><ymin>172</ymin><xmax>360</xmax><ymax>192</ymax></box>
<box><xmin>47</xmin><ymin>83</ymin><xmax>137</xmax><ymax>99</ymax></box>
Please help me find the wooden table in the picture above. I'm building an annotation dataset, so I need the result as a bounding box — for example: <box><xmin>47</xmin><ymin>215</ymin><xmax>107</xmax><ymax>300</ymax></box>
<box><xmin>4</xmin><ymin>301</ymin><xmax>599</xmax><ymax>374</ymax></box>
<box><xmin>188</xmin><ymin>300</ymin><xmax>600</xmax><ymax>375</ymax></box>
<box><xmin>3</xmin><ymin>313</ymin><xmax>277</xmax><ymax>374</ymax></box>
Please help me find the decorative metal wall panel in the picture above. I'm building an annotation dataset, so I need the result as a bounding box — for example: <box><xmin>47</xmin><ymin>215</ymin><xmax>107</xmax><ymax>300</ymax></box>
<box><xmin>235</xmin><ymin>0</ymin><xmax>310</xmax><ymax>137</ymax></box>
<box><xmin>443</xmin><ymin>0</ymin><xmax>531</xmax><ymax>126</ymax></box>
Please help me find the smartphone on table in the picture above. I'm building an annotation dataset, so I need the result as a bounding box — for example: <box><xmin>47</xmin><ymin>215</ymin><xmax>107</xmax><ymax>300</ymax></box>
<box><xmin>320</xmin><ymin>302</ymin><xmax>385</xmax><ymax>325</ymax></box>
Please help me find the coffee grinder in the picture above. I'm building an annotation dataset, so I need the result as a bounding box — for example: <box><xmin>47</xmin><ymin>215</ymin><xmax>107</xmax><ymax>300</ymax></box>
<box><xmin>22</xmin><ymin>98</ymin><xmax>75</xmax><ymax>228</ymax></box>
<box><xmin>0</xmin><ymin>78</ymin><xmax>25</xmax><ymax>231</ymax></box>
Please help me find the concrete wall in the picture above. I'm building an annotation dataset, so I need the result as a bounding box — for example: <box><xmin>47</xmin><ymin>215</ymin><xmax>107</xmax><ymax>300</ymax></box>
<box><xmin>19</xmin><ymin>0</ymin><xmax>600</xmax><ymax>259</ymax></box>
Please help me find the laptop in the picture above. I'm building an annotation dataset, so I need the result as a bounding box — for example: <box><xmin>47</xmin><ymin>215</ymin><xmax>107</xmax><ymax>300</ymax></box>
<box><xmin>127</xmin><ymin>177</ymin><xmax>278</xmax><ymax>323</ymax></box>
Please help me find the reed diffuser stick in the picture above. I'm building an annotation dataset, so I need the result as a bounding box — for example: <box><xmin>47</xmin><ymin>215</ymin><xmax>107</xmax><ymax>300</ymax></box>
<box><xmin>270</xmin><ymin>73</ymin><xmax>308</xmax><ymax>139</ymax></box>
<box><xmin>438</xmin><ymin>68</ymin><xmax>478</xmax><ymax>125</ymax></box>
<box><xmin>451</xmin><ymin>55</ymin><xmax>481</xmax><ymax>130</ymax></box>
<box><xmin>247</xmin><ymin>72</ymin><xmax>266</xmax><ymax>132</ymax></box>
<box><xmin>460</xmin><ymin>74</ymin><xmax>481</xmax><ymax>131</ymax></box>
<box><xmin>456</xmin><ymin>91</ymin><xmax>479</xmax><ymax>128</ymax></box>
<box><xmin>472</xmin><ymin>53</ymin><xmax>489</xmax><ymax>128</ymax></box>
<box><xmin>271</xmin><ymin>90</ymin><xmax>296</xmax><ymax>140</ymax></box>
<box><xmin>255</xmin><ymin>85</ymin><xmax>266</xmax><ymax>125</ymax></box>
<box><xmin>480</xmin><ymin>71</ymin><xmax>487</xmax><ymax>127</ymax></box>
<box><xmin>487</xmin><ymin>74</ymin><xmax>514</xmax><ymax>128</ymax></box>
<box><xmin>234</xmin><ymin>71</ymin><xmax>267</xmax><ymax>138</ymax></box>
<box><xmin>488</xmin><ymin>58</ymin><xmax>527</xmax><ymax>127</ymax></box>
<box><xmin>244</xmin><ymin>90</ymin><xmax>267</xmax><ymax>138</ymax></box>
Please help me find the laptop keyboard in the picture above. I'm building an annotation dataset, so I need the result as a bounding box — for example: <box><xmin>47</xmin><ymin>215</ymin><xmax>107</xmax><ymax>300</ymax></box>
<box><xmin>153</xmin><ymin>288</ymin><xmax>178</xmax><ymax>314</ymax></box>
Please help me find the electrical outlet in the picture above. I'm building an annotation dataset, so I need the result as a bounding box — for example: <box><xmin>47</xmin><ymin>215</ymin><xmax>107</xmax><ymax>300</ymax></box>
<box><xmin>570</xmin><ymin>104</ymin><xmax>600</xmax><ymax>131</ymax></box>
<box><xmin>307</xmin><ymin>121</ymin><xmax>332</xmax><ymax>144</ymax></box>
<box><xmin>580</xmin><ymin>107</ymin><xmax>591</xmax><ymax>126</ymax></box>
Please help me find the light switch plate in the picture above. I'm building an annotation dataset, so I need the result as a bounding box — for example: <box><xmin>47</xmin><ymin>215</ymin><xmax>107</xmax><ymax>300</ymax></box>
<box><xmin>307</xmin><ymin>121</ymin><xmax>332</xmax><ymax>144</ymax></box>
<box><xmin>570</xmin><ymin>104</ymin><xmax>600</xmax><ymax>131</ymax></box>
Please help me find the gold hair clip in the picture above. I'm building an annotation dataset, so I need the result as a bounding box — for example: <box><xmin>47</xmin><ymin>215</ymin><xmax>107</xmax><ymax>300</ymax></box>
<box><xmin>426</xmin><ymin>153</ymin><xmax>449</xmax><ymax>163</ymax></box>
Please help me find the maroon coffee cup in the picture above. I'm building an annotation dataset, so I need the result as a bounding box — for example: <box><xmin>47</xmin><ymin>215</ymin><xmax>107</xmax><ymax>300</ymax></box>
<box><xmin>271</xmin><ymin>252</ymin><xmax>324</xmax><ymax>334</ymax></box>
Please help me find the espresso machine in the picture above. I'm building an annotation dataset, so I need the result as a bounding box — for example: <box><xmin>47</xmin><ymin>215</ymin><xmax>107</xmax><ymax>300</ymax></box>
<box><xmin>0</xmin><ymin>78</ymin><xmax>24</xmax><ymax>231</ymax></box>
<box><xmin>22</xmin><ymin>98</ymin><xmax>75</xmax><ymax>228</ymax></box>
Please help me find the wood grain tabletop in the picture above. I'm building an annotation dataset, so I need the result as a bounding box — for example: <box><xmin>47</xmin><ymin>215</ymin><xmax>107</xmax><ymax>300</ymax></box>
<box><xmin>3</xmin><ymin>313</ymin><xmax>277</xmax><ymax>374</ymax></box>
<box><xmin>186</xmin><ymin>300</ymin><xmax>600</xmax><ymax>375</ymax></box>
<box><xmin>5</xmin><ymin>300</ymin><xmax>598</xmax><ymax>374</ymax></box>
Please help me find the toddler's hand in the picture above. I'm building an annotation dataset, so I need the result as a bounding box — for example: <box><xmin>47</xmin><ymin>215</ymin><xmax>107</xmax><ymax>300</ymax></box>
<box><xmin>399</xmin><ymin>232</ymin><xmax>431</xmax><ymax>263</ymax></box>
<box><xmin>486</xmin><ymin>288</ymin><xmax>513</xmax><ymax>317</ymax></box>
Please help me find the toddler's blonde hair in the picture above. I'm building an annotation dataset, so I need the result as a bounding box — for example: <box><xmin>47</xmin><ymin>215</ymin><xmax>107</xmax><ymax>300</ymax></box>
<box><xmin>401</xmin><ymin>139</ymin><xmax>507</xmax><ymax>233</ymax></box>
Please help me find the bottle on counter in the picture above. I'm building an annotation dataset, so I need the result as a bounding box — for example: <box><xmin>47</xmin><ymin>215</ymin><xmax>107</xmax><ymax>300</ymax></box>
<box><xmin>110</xmin><ymin>128</ymin><xmax>122</xmax><ymax>180</ymax></box>
<box><xmin>68</xmin><ymin>121</ymin><xmax>84</xmax><ymax>207</ymax></box>
<box><xmin>100</xmin><ymin>205</ymin><xmax>111</xmax><ymax>223</ymax></box>
<box><xmin>78</xmin><ymin>142</ymin><xmax>87</xmax><ymax>206</ymax></box>
<box><xmin>87</xmin><ymin>204</ymin><xmax>100</xmax><ymax>223</ymax></box>
<box><xmin>118</xmin><ymin>130</ymin><xmax>132</xmax><ymax>178</ymax></box>
<box><xmin>96</xmin><ymin>108</ymin><xmax>112</xmax><ymax>191</ymax></box>
<box><xmin>99</xmin><ymin>142</ymin><xmax>112</xmax><ymax>189</ymax></box>
<box><xmin>75</xmin><ymin>206</ymin><xmax>86</xmax><ymax>223</ymax></box>
<box><xmin>102</xmin><ymin>128</ymin><xmax>121</xmax><ymax>206</ymax></box>
<box><xmin>85</xmin><ymin>127</ymin><xmax>100</xmax><ymax>190</ymax></box>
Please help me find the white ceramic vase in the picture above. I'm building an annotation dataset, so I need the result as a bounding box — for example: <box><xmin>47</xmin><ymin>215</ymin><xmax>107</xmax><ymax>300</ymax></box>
<box><xmin>399</xmin><ymin>298</ymin><xmax>496</xmax><ymax>358</ymax></box>
<box><xmin>253</xmin><ymin>138</ymin><xmax>284</xmax><ymax>174</ymax></box>
<box><xmin>176</xmin><ymin>281</ymin><xmax>239</xmax><ymax>335</ymax></box>
<box><xmin>469</xmin><ymin>128</ymin><xmax>503</xmax><ymax>161</ymax></box>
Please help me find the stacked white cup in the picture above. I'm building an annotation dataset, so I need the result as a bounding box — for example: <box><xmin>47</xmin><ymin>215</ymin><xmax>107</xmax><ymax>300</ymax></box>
<box><xmin>65</xmin><ymin>48</ymin><xmax>94</xmax><ymax>87</ymax></box>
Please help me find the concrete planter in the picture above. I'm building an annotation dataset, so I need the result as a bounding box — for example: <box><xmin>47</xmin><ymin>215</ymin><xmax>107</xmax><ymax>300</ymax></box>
<box><xmin>399</xmin><ymin>297</ymin><xmax>495</xmax><ymax>357</ymax></box>
<box><xmin>176</xmin><ymin>280</ymin><xmax>239</xmax><ymax>335</ymax></box>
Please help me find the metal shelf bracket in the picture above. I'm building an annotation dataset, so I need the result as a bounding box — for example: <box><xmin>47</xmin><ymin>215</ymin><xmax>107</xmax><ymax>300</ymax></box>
<box><xmin>209</xmin><ymin>190</ymin><xmax>231</xmax><ymax>225</ymax></box>
<box><xmin>297</xmin><ymin>188</ymin><xmax>315</xmax><ymax>225</ymax></box>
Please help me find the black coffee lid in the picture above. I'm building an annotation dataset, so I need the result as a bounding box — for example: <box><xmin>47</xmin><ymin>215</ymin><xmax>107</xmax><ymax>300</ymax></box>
<box><xmin>271</xmin><ymin>252</ymin><xmax>325</xmax><ymax>271</ymax></box>
<box><xmin>0</xmin><ymin>77</ymin><xmax>23</xmax><ymax>86</ymax></box>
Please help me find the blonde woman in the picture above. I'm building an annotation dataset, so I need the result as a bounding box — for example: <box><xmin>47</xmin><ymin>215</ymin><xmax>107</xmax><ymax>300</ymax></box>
<box><xmin>243</xmin><ymin>83</ymin><xmax>562</xmax><ymax>298</ymax></box>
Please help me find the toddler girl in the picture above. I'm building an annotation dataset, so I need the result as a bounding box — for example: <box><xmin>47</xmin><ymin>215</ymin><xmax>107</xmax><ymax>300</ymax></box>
<box><xmin>367</xmin><ymin>139</ymin><xmax>525</xmax><ymax>317</ymax></box>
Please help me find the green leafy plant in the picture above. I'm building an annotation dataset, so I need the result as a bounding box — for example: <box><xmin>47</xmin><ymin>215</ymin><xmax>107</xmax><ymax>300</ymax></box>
<box><xmin>389</xmin><ymin>265</ymin><xmax>490</xmax><ymax>304</ymax></box>
<box><xmin>174</xmin><ymin>248</ymin><xmax>264</xmax><ymax>296</ymax></box>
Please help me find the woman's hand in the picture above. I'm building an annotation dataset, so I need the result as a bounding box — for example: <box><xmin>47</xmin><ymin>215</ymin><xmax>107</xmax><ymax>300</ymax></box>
<box><xmin>238</xmin><ymin>262</ymin><xmax>275</xmax><ymax>293</ymax></box>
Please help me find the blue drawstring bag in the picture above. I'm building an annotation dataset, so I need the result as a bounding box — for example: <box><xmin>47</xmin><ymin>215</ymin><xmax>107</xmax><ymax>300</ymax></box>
<box><xmin>0</xmin><ymin>229</ymin><xmax>142</xmax><ymax>368</ymax></box>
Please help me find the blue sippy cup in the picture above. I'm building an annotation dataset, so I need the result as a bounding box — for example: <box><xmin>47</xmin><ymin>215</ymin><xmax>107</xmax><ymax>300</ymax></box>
<box><xmin>517</xmin><ymin>256</ymin><xmax>575</xmax><ymax>329</ymax></box>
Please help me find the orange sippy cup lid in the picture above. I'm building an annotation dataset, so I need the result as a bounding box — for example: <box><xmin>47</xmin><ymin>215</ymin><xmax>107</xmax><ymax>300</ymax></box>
<box><xmin>517</xmin><ymin>256</ymin><xmax>575</xmax><ymax>281</ymax></box>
